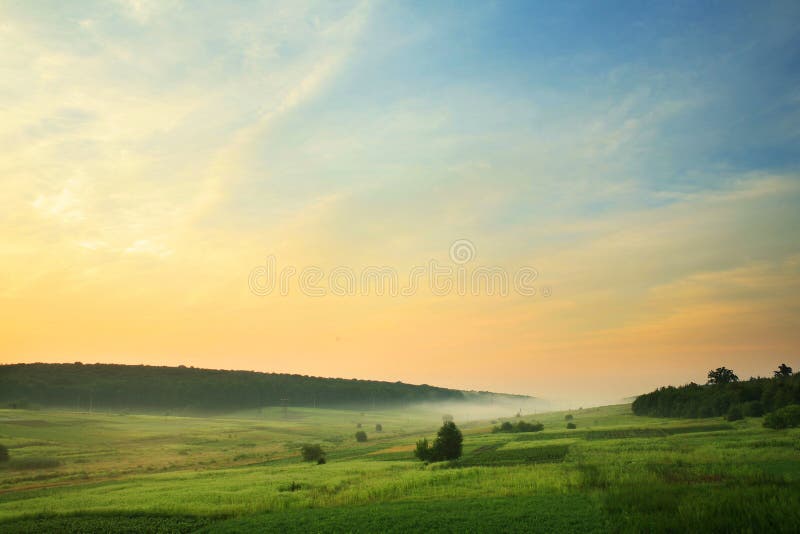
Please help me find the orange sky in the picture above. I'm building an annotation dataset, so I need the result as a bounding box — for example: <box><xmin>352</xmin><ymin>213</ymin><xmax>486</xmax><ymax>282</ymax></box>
<box><xmin>1</xmin><ymin>1</ymin><xmax>799</xmax><ymax>405</ymax></box>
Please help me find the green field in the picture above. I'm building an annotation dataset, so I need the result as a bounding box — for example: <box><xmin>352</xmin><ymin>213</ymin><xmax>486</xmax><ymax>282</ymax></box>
<box><xmin>1</xmin><ymin>404</ymin><xmax>799</xmax><ymax>532</ymax></box>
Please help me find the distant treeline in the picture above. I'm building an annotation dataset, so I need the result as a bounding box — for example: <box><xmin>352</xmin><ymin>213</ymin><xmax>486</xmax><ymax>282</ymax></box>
<box><xmin>0</xmin><ymin>363</ymin><xmax>530</xmax><ymax>412</ymax></box>
<box><xmin>632</xmin><ymin>365</ymin><xmax>798</xmax><ymax>419</ymax></box>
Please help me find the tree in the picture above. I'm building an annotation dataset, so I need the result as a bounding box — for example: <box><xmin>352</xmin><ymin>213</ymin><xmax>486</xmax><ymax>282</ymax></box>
<box><xmin>0</xmin><ymin>443</ymin><xmax>8</xmax><ymax>463</ymax></box>
<box><xmin>375</xmin><ymin>423</ymin><xmax>382</xmax><ymax>432</ymax></box>
<box><xmin>564</xmin><ymin>414</ymin><xmax>573</xmax><ymax>421</ymax></box>
<box><xmin>300</xmin><ymin>444</ymin><xmax>325</xmax><ymax>463</ymax></box>
<box><xmin>707</xmin><ymin>367</ymin><xmax>739</xmax><ymax>385</ymax></box>
<box><xmin>413</xmin><ymin>421</ymin><xmax>463</xmax><ymax>462</ymax></box>
<box><xmin>774</xmin><ymin>363</ymin><xmax>793</xmax><ymax>378</ymax></box>
<box><xmin>431</xmin><ymin>421</ymin><xmax>463</xmax><ymax>461</ymax></box>
<box><xmin>566</xmin><ymin>422</ymin><xmax>577</xmax><ymax>429</ymax></box>
<box><xmin>355</xmin><ymin>430</ymin><xmax>367</xmax><ymax>442</ymax></box>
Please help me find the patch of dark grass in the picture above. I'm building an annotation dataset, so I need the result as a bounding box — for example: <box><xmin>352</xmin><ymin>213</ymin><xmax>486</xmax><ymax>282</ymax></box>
<box><xmin>1</xmin><ymin>457</ymin><xmax>61</xmax><ymax>470</ymax></box>
<box><xmin>584</xmin><ymin>424</ymin><xmax>732</xmax><ymax>441</ymax></box>
<box><xmin>0</xmin><ymin>512</ymin><xmax>222</xmax><ymax>534</ymax></box>
<box><xmin>457</xmin><ymin>444</ymin><xmax>569</xmax><ymax>467</ymax></box>
<box><xmin>200</xmin><ymin>495</ymin><xmax>604</xmax><ymax>533</ymax></box>
<box><xmin>601</xmin><ymin>481</ymin><xmax>800</xmax><ymax>533</ymax></box>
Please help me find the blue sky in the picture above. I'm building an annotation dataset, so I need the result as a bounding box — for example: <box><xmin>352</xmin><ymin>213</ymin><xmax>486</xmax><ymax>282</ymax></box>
<box><xmin>1</xmin><ymin>0</ymin><xmax>799</xmax><ymax>402</ymax></box>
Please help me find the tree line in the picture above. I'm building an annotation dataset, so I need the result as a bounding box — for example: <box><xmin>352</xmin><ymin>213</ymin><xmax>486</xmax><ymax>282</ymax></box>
<box><xmin>0</xmin><ymin>363</ymin><xmax>528</xmax><ymax>412</ymax></box>
<box><xmin>632</xmin><ymin>364</ymin><xmax>798</xmax><ymax>419</ymax></box>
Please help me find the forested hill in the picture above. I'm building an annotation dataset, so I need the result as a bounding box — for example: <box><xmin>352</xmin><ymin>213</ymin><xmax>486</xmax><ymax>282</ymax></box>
<box><xmin>632</xmin><ymin>372</ymin><xmax>799</xmax><ymax>419</ymax></box>
<box><xmin>0</xmin><ymin>363</ymin><xmax>532</xmax><ymax>412</ymax></box>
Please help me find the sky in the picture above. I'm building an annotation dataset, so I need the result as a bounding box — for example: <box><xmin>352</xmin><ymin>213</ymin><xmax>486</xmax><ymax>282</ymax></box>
<box><xmin>1</xmin><ymin>0</ymin><xmax>799</xmax><ymax>405</ymax></box>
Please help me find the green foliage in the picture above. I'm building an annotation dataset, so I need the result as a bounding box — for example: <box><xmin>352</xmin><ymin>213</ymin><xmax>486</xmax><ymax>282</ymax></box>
<box><xmin>355</xmin><ymin>431</ymin><xmax>367</xmax><ymax>442</ymax></box>
<box><xmin>633</xmin><ymin>370</ymin><xmax>800</xmax><ymax>418</ymax></box>
<box><xmin>414</xmin><ymin>438</ymin><xmax>431</xmax><ymax>461</ymax></box>
<box><xmin>0</xmin><ymin>444</ymin><xmax>7</xmax><ymax>463</ymax></box>
<box><xmin>726</xmin><ymin>404</ymin><xmax>744</xmax><ymax>422</ymax></box>
<box><xmin>763</xmin><ymin>404</ymin><xmax>800</xmax><ymax>429</ymax></box>
<box><xmin>566</xmin><ymin>422</ymin><xmax>577</xmax><ymax>429</ymax></box>
<box><xmin>0</xmin><ymin>363</ymin><xmax>502</xmax><ymax>412</ymax></box>
<box><xmin>564</xmin><ymin>414</ymin><xmax>573</xmax><ymax>421</ymax></box>
<box><xmin>742</xmin><ymin>400</ymin><xmax>764</xmax><ymax>417</ymax></box>
<box><xmin>493</xmin><ymin>421</ymin><xmax>544</xmax><ymax>433</ymax></box>
<box><xmin>0</xmin><ymin>513</ymin><xmax>218</xmax><ymax>534</ymax></box>
<box><xmin>774</xmin><ymin>363</ymin><xmax>793</xmax><ymax>378</ymax></box>
<box><xmin>201</xmin><ymin>495</ymin><xmax>601</xmax><ymax>533</ymax></box>
<box><xmin>458</xmin><ymin>443</ymin><xmax>569</xmax><ymax>467</ymax></box>
<box><xmin>414</xmin><ymin>421</ymin><xmax>463</xmax><ymax>462</ymax></box>
<box><xmin>707</xmin><ymin>367</ymin><xmax>739</xmax><ymax>385</ymax></box>
<box><xmin>374</xmin><ymin>423</ymin><xmax>382</xmax><ymax>432</ymax></box>
<box><xmin>2</xmin><ymin>402</ymin><xmax>800</xmax><ymax>533</ymax></box>
<box><xmin>300</xmin><ymin>444</ymin><xmax>325</xmax><ymax>462</ymax></box>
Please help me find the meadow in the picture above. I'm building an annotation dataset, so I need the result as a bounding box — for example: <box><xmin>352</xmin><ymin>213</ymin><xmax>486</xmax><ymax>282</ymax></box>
<box><xmin>1</xmin><ymin>404</ymin><xmax>798</xmax><ymax>532</ymax></box>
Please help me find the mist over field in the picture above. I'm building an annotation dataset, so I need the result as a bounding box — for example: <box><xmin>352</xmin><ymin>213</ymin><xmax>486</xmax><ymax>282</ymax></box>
<box><xmin>2</xmin><ymin>0</ymin><xmax>799</xmax><ymax>532</ymax></box>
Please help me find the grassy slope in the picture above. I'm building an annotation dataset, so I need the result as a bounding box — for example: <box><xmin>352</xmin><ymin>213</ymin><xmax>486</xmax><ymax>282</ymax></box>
<box><xmin>0</xmin><ymin>404</ymin><xmax>798</xmax><ymax>532</ymax></box>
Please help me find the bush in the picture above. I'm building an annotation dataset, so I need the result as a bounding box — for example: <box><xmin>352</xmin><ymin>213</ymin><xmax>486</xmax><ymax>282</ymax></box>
<box><xmin>516</xmin><ymin>421</ymin><xmax>544</xmax><ymax>432</ymax></box>
<box><xmin>565</xmin><ymin>414</ymin><xmax>574</xmax><ymax>421</ymax></box>
<box><xmin>763</xmin><ymin>405</ymin><xmax>800</xmax><ymax>429</ymax></box>
<box><xmin>726</xmin><ymin>405</ymin><xmax>744</xmax><ymax>422</ymax></box>
<box><xmin>0</xmin><ymin>444</ymin><xmax>8</xmax><ymax>463</ymax></box>
<box><xmin>414</xmin><ymin>438</ymin><xmax>431</xmax><ymax>461</ymax></box>
<box><xmin>375</xmin><ymin>423</ymin><xmax>382</xmax><ymax>432</ymax></box>
<box><xmin>566</xmin><ymin>422</ymin><xmax>577</xmax><ymax>429</ymax></box>
<box><xmin>300</xmin><ymin>444</ymin><xmax>325</xmax><ymax>462</ymax></box>
<box><xmin>493</xmin><ymin>421</ymin><xmax>544</xmax><ymax>433</ymax></box>
<box><xmin>355</xmin><ymin>431</ymin><xmax>367</xmax><ymax>442</ymax></box>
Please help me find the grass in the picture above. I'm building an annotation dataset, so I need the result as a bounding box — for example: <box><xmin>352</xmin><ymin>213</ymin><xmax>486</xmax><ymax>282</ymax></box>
<box><xmin>0</xmin><ymin>404</ymin><xmax>798</xmax><ymax>532</ymax></box>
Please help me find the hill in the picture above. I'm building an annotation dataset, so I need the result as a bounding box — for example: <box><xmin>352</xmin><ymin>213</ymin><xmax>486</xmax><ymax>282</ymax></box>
<box><xmin>632</xmin><ymin>373</ymin><xmax>799</xmax><ymax>419</ymax></box>
<box><xmin>0</xmin><ymin>363</ymin><xmax>533</xmax><ymax>413</ymax></box>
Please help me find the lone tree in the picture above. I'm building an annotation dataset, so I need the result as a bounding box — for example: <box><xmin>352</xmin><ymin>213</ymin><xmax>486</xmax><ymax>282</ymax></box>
<box><xmin>564</xmin><ymin>414</ymin><xmax>573</xmax><ymax>421</ymax></box>
<box><xmin>707</xmin><ymin>367</ymin><xmax>739</xmax><ymax>385</ymax></box>
<box><xmin>0</xmin><ymin>444</ymin><xmax>8</xmax><ymax>463</ymax></box>
<box><xmin>775</xmin><ymin>363</ymin><xmax>793</xmax><ymax>378</ymax></box>
<box><xmin>375</xmin><ymin>423</ymin><xmax>382</xmax><ymax>432</ymax></box>
<box><xmin>355</xmin><ymin>430</ymin><xmax>368</xmax><ymax>442</ymax></box>
<box><xmin>414</xmin><ymin>421</ymin><xmax>463</xmax><ymax>462</ymax></box>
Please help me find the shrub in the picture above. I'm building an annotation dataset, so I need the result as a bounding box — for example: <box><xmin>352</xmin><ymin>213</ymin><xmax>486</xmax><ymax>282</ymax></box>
<box><xmin>516</xmin><ymin>421</ymin><xmax>544</xmax><ymax>432</ymax></box>
<box><xmin>414</xmin><ymin>438</ymin><xmax>431</xmax><ymax>461</ymax></box>
<box><xmin>493</xmin><ymin>420</ymin><xmax>544</xmax><ymax>433</ymax></box>
<box><xmin>0</xmin><ymin>444</ymin><xmax>8</xmax><ymax>463</ymax></box>
<box><xmin>565</xmin><ymin>414</ymin><xmax>574</xmax><ymax>421</ymax></box>
<box><xmin>725</xmin><ymin>405</ymin><xmax>744</xmax><ymax>422</ymax></box>
<box><xmin>300</xmin><ymin>444</ymin><xmax>325</xmax><ymax>462</ymax></box>
<box><xmin>356</xmin><ymin>423</ymin><xmax>362</xmax><ymax>428</ymax></box>
<box><xmin>375</xmin><ymin>423</ymin><xmax>382</xmax><ymax>432</ymax></box>
<box><xmin>763</xmin><ymin>405</ymin><xmax>800</xmax><ymax>429</ymax></box>
<box><xmin>355</xmin><ymin>431</ymin><xmax>367</xmax><ymax>442</ymax></box>
<box><xmin>566</xmin><ymin>422</ymin><xmax>577</xmax><ymax>429</ymax></box>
